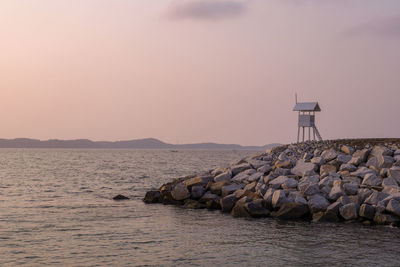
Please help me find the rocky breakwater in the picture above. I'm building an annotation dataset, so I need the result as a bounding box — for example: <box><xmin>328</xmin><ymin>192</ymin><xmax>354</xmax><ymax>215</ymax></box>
<box><xmin>144</xmin><ymin>139</ymin><xmax>400</xmax><ymax>226</ymax></box>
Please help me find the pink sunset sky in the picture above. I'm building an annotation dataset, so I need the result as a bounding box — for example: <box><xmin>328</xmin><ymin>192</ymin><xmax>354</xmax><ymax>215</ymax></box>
<box><xmin>1</xmin><ymin>0</ymin><xmax>400</xmax><ymax>145</ymax></box>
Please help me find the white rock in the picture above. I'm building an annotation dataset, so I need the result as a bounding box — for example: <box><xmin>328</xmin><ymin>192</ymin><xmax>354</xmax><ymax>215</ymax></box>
<box><xmin>291</xmin><ymin>160</ymin><xmax>317</xmax><ymax>177</ymax></box>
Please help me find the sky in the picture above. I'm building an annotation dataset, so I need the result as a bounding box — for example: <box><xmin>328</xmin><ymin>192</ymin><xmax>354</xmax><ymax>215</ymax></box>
<box><xmin>1</xmin><ymin>0</ymin><xmax>400</xmax><ymax>145</ymax></box>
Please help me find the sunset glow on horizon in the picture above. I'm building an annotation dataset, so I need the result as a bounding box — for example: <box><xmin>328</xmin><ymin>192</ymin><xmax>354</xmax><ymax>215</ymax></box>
<box><xmin>1</xmin><ymin>0</ymin><xmax>400</xmax><ymax>145</ymax></box>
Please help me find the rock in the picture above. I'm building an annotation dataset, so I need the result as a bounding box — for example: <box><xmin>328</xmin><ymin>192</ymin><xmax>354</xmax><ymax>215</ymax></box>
<box><xmin>343</xmin><ymin>182</ymin><xmax>359</xmax><ymax>195</ymax></box>
<box><xmin>337</xmin><ymin>154</ymin><xmax>352</xmax><ymax>164</ymax></box>
<box><xmin>248</xmin><ymin>160</ymin><xmax>267</xmax><ymax>169</ymax></box>
<box><xmin>231</xmin><ymin>197</ymin><xmax>252</xmax><ymax>217</ymax></box>
<box><xmin>221</xmin><ymin>183</ymin><xmax>244</xmax><ymax>197</ymax></box>
<box><xmin>211</xmin><ymin>166</ymin><xmax>225</xmax><ymax>176</ymax></box>
<box><xmin>143</xmin><ymin>190</ymin><xmax>160</xmax><ymax>203</ymax></box>
<box><xmin>386</xmin><ymin>199</ymin><xmax>400</xmax><ymax>217</ymax></box>
<box><xmin>263</xmin><ymin>188</ymin><xmax>276</xmax><ymax>209</ymax></box>
<box><xmin>257</xmin><ymin>165</ymin><xmax>272</xmax><ymax>174</ymax></box>
<box><xmin>301</xmin><ymin>183</ymin><xmax>320</xmax><ymax>197</ymax></box>
<box><xmin>244</xmin><ymin>182</ymin><xmax>257</xmax><ymax>192</ymax></box>
<box><xmin>308</xmin><ymin>194</ymin><xmax>330</xmax><ymax>213</ymax></box>
<box><xmin>382</xmin><ymin>177</ymin><xmax>398</xmax><ymax>188</ymax></box>
<box><xmin>339</xmin><ymin>203</ymin><xmax>358</xmax><ymax>220</ymax></box>
<box><xmin>328</xmin><ymin>185</ymin><xmax>345</xmax><ymax>202</ymax></box>
<box><xmin>282</xmin><ymin>178</ymin><xmax>298</xmax><ymax>189</ymax></box>
<box><xmin>272</xmin><ymin>190</ymin><xmax>289</xmax><ymax>209</ymax></box>
<box><xmin>207</xmin><ymin>181</ymin><xmax>230</xmax><ymax>195</ymax></box>
<box><xmin>269</xmin><ymin>176</ymin><xmax>289</xmax><ymax>189</ymax></box>
<box><xmin>359</xmin><ymin>204</ymin><xmax>375</xmax><ymax>220</ymax></box>
<box><xmin>370</xmin><ymin>145</ymin><xmax>393</xmax><ymax>158</ymax></box>
<box><xmin>313</xmin><ymin>211</ymin><xmax>339</xmax><ymax>222</ymax></box>
<box><xmin>351</xmin><ymin>167</ymin><xmax>376</xmax><ymax>178</ymax></box>
<box><xmin>245</xmin><ymin>200</ymin><xmax>270</xmax><ymax>217</ymax></box>
<box><xmin>320</xmin><ymin>164</ymin><xmax>337</xmax><ymax>177</ymax></box>
<box><xmin>231</xmin><ymin>163</ymin><xmax>251</xmax><ymax>176</ymax></box>
<box><xmin>184</xmin><ymin>176</ymin><xmax>212</xmax><ymax>188</ymax></box>
<box><xmin>341</xmin><ymin>145</ymin><xmax>355</xmax><ymax>155</ymax></box>
<box><xmin>220</xmin><ymin>194</ymin><xmax>237</xmax><ymax>212</ymax></box>
<box><xmin>358</xmin><ymin>188</ymin><xmax>373</xmax><ymax>203</ymax></box>
<box><xmin>231</xmin><ymin>172</ymin><xmax>250</xmax><ymax>183</ymax></box>
<box><xmin>113</xmin><ymin>194</ymin><xmax>129</xmax><ymax>200</ymax></box>
<box><xmin>171</xmin><ymin>182</ymin><xmax>190</xmax><ymax>201</ymax></box>
<box><xmin>275</xmin><ymin>160</ymin><xmax>292</xmax><ymax>169</ymax></box>
<box><xmin>348</xmin><ymin>156</ymin><xmax>363</xmax><ymax>166</ymax></box>
<box><xmin>378</xmin><ymin>155</ymin><xmax>394</xmax><ymax>169</ymax></box>
<box><xmin>214</xmin><ymin>171</ymin><xmax>232</xmax><ymax>182</ymax></box>
<box><xmin>339</xmin><ymin>164</ymin><xmax>357</xmax><ymax>172</ymax></box>
<box><xmin>321</xmin><ymin>149</ymin><xmax>338</xmax><ymax>162</ymax></box>
<box><xmin>364</xmin><ymin>191</ymin><xmax>389</xmax><ymax>206</ymax></box>
<box><xmin>273</xmin><ymin>168</ymin><xmax>292</xmax><ymax>176</ymax></box>
<box><xmin>326</xmin><ymin>201</ymin><xmax>342</xmax><ymax>214</ymax></box>
<box><xmin>291</xmin><ymin>160</ymin><xmax>317</xmax><ymax>177</ymax></box>
<box><xmin>272</xmin><ymin>202</ymin><xmax>309</xmax><ymax>219</ymax></box>
<box><xmin>184</xmin><ymin>199</ymin><xmax>207</xmax><ymax>209</ymax></box>
<box><xmin>374</xmin><ymin>213</ymin><xmax>399</xmax><ymax>225</ymax></box>
<box><xmin>319</xmin><ymin>176</ymin><xmax>337</xmax><ymax>188</ymax></box>
<box><xmin>388</xmin><ymin>167</ymin><xmax>400</xmax><ymax>184</ymax></box>
<box><xmin>199</xmin><ymin>191</ymin><xmax>219</xmax><ymax>203</ymax></box>
<box><xmin>311</xmin><ymin>157</ymin><xmax>324</xmax><ymax>165</ymax></box>
<box><xmin>353</xmin><ymin>149</ymin><xmax>370</xmax><ymax>162</ymax></box>
<box><xmin>191</xmin><ymin>185</ymin><xmax>206</xmax><ymax>199</ymax></box>
<box><xmin>361</xmin><ymin>173</ymin><xmax>382</xmax><ymax>187</ymax></box>
<box><xmin>247</xmin><ymin>172</ymin><xmax>263</xmax><ymax>183</ymax></box>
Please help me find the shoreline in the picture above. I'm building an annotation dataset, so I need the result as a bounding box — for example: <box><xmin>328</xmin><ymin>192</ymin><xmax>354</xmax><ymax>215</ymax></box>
<box><xmin>144</xmin><ymin>138</ymin><xmax>400</xmax><ymax>227</ymax></box>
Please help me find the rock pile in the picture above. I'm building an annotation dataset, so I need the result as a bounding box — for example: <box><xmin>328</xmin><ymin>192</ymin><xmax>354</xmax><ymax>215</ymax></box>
<box><xmin>144</xmin><ymin>139</ymin><xmax>400</xmax><ymax>226</ymax></box>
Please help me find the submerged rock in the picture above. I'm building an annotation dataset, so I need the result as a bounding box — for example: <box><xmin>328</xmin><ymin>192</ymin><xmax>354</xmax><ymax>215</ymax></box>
<box><xmin>113</xmin><ymin>194</ymin><xmax>129</xmax><ymax>200</ymax></box>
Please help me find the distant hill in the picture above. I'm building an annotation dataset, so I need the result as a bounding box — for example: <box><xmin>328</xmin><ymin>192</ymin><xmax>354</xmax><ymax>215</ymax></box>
<box><xmin>0</xmin><ymin>138</ymin><xmax>280</xmax><ymax>151</ymax></box>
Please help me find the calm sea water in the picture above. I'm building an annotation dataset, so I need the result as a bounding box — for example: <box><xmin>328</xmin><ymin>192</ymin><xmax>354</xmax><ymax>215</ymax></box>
<box><xmin>1</xmin><ymin>149</ymin><xmax>400</xmax><ymax>267</ymax></box>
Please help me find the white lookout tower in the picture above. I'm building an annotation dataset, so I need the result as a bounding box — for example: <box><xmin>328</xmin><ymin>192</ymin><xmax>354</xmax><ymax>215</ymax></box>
<box><xmin>293</xmin><ymin>95</ymin><xmax>322</xmax><ymax>143</ymax></box>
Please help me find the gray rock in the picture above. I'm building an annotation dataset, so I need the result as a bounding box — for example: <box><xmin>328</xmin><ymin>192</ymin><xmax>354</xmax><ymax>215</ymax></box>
<box><xmin>318</xmin><ymin>176</ymin><xmax>337</xmax><ymax>188</ymax></box>
<box><xmin>313</xmin><ymin>211</ymin><xmax>339</xmax><ymax>222</ymax></box>
<box><xmin>248</xmin><ymin>160</ymin><xmax>267</xmax><ymax>170</ymax></box>
<box><xmin>282</xmin><ymin>178</ymin><xmax>298</xmax><ymax>189</ymax></box>
<box><xmin>301</xmin><ymin>183</ymin><xmax>320</xmax><ymax>197</ymax></box>
<box><xmin>374</xmin><ymin>212</ymin><xmax>399</xmax><ymax>225</ymax></box>
<box><xmin>247</xmin><ymin>172</ymin><xmax>263</xmax><ymax>183</ymax></box>
<box><xmin>364</xmin><ymin>191</ymin><xmax>389</xmax><ymax>206</ymax></box>
<box><xmin>208</xmin><ymin>181</ymin><xmax>230</xmax><ymax>195</ymax></box>
<box><xmin>370</xmin><ymin>145</ymin><xmax>393</xmax><ymax>158</ymax></box>
<box><xmin>244</xmin><ymin>200</ymin><xmax>270</xmax><ymax>217</ymax></box>
<box><xmin>272</xmin><ymin>202</ymin><xmax>309</xmax><ymax>219</ymax></box>
<box><xmin>231</xmin><ymin>163</ymin><xmax>252</xmax><ymax>176</ymax></box>
<box><xmin>326</xmin><ymin>201</ymin><xmax>342</xmax><ymax>214</ymax></box>
<box><xmin>340</xmin><ymin>164</ymin><xmax>357</xmax><ymax>172</ymax></box>
<box><xmin>337</xmin><ymin>154</ymin><xmax>352</xmax><ymax>164</ymax></box>
<box><xmin>221</xmin><ymin>183</ymin><xmax>244</xmax><ymax>197</ymax></box>
<box><xmin>143</xmin><ymin>190</ymin><xmax>161</xmax><ymax>203</ymax></box>
<box><xmin>344</xmin><ymin>182</ymin><xmax>359</xmax><ymax>195</ymax></box>
<box><xmin>244</xmin><ymin>182</ymin><xmax>257</xmax><ymax>192</ymax></box>
<box><xmin>231</xmin><ymin>172</ymin><xmax>250</xmax><ymax>183</ymax></box>
<box><xmin>311</xmin><ymin>157</ymin><xmax>324</xmax><ymax>165</ymax></box>
<box><xmin>388</xmin><ymin>167</ymin><xmax>400</xmax><ymax>184</ymax></box>
<box><xmin>386</xmin><ymin>199</ymin><xmax>400</xmax><ymax>217</ymax></box>
<box><xmin>214</xmin><ymin>171</ymin><xmax>232</xmax><ymax>182</ymax></box>
<box><xmin>321</xmin><ymin>149</ymin><xmax>338</xmax><ymax>162</ymax></box>
<box><xmin>359</xmin><ymin>204</ymin><xmax>375</xmax><ymax>219</ymax></box>
<box><xmin>211</xmin><ymin>166</ymin><xmax>225</xmax><ymax>176</ymax></box>
<box><xmin>291</xmin><ymin>160</ymin><xmax>317</xmax><ymax>177</ymax></box>
<box><xmin>171</xmin><ymin>182</ymin><xmax>190</xmax><ymax>201</ymax></box>
<box><xmin>350</xmin><ymin>167</ymin><xmax>376</xmax><ymax>178</ymax></box>
<box><xmin>320</xmin><ymin>164</ymin><xmax>337</xmax><ymax>177</ymax></box>
<box><xmin>378</xmin><ymin>155</ymin><xmax>394</xmax><ymax>169</ymax></box>
<box><xmin>263</xmin><ymin>188</ymin><xmax>276</xmax><ymax>209</ymax></box>
<box><xmin>361</xmin><ymin>173</ymin><xmax>382</xmax><ymax>187</ymax></box>
<box><xmin>272</xmin><ymin>190</ymin><xmax>290</xmax><ymax>209</ymax></box>
<box><xmin>231</xmin><ymin>197</ymin><xmax>252</xmax><ymax>217</ymax></box>
<box><xmin>220</xmin><ymin>194</ymin><xmax>237</xmax><ymax>212</ymax></box>
<box><xmin>199</xmin><ymin>191</ymin><xmax>219</xmax><ymax>203</ymax></box>
<box><xmin>353</xmin><ymin>149</ymin><xmax>370</xmax><ymax>162</ymax></box>
<box><xmin>257</xmin><ymin>164</ymin><xmax>272</xmax><ymax>174</ymax></box>
<box><xmin>329</xmin><ymin>185</ymin><xmax>345</xmax><ymax>202</ymax></box>
<box><xmin>348</xmin><ymin>157</ymin><xmax>362</xmax><ymax>166</ymax></box>
<box><xmin>269</xmin><ymin>176</ymin><xmax>289</xmax><ymax>189</ymax></box>
<box><xmin>191</xmin><ymin>185</ymin><xmax>205</xmax><ymax>199</ymax></box>
<box><xmin>358</xmin><ymin>188</ymin><xmax>373</xmax><ymax>203</ymax></box>
<box><xmin>339</xmin><ymin>203</ymin><xmax>359</xmax><ymax>220</ymax></box>
<box><xmin>341</xmin><ymin>145</ymin><xmax>355</xmax><ymax>155</ymax></box>
<box><xmin>382</xmin><ymin>177</ymin><xmax>398</xmax><ymax>188</ymax></box>
<box><xmin>184</xmin><ymin>176</ymin><xmax>212</xmax><ymax>188</ymax></box>
<box><xmin>308</xmin><ymin>194</ymin><xmax>330</xmax><ymax>213</ymax></box>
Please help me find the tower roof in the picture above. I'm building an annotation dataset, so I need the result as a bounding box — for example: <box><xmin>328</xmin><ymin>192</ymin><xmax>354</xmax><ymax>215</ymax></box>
<box><xmin>293</xmin><ymin>102</ymin><xmax>321</xmax><ymax>112</ymax></box>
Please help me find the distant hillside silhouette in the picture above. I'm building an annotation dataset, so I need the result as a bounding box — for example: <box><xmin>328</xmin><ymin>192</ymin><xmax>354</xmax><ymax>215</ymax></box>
<box><xmin>0</xmin><ymin>138</ymin><xmax>279</xmax><ymax>151</ymax></box>
<box><xmin>0</xmin><ymin>138</ymin><xmax>280</xmax><ymax>150</ymax></box>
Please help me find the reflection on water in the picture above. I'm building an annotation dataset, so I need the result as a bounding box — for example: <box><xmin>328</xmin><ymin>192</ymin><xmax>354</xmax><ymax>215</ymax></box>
<box><xmin>0</xmin><ymin>149</ymin><xmax>399</xmax><ymax>266</ymax></box>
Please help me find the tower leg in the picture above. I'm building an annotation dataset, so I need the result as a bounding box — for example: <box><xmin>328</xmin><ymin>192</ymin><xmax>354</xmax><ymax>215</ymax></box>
<box><xmin>297</xmin><ymin>127</ymin><xmax>300</xmax><ymax>143</ymax></box>
<box><xmin>313</xmin><ymin>127</ymin><xmax>316</xmax><ymax>141</ymax></box>
<box><xmin>308</xmin><ymin>127</ymin><xmax>311</xmax><ymax>141</ymax></box>
<box><xmin>302</xmin><ymin>127</ymin><xmax>305</xmax><ymax>142</ymax></box>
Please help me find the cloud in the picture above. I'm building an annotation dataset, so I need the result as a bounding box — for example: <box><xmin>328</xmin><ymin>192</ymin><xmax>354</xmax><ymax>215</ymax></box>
<box><xmin>167</xmin><ymin>0</ymin><xmax>247</xmax><ymax>21</ymax></box>
<box><xmin>346</xmin><ymin>15</ymin><xmax>400</xmax><ymax>38</ymax></box>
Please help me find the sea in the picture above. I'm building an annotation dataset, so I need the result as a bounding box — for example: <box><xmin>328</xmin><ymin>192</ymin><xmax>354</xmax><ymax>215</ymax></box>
<box><xmin>1</xmin><ymin>149</ymin><xmax>400</xmax><ymax>267</ymax></box>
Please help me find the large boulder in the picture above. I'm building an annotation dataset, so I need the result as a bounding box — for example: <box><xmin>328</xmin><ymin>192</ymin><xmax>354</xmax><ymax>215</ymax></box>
<box><xmin>184</xmin><ymin>176</ymin><xmax>212</xmax><ymax>188</ymax></box>
<box><xmin>143</xmin><ymin>190</ymin><xmax>161</xmax><ymax>203</ymax></box>
<box><xmin>231</xmin><ymin>163</ymin><xmax>252</xmax><ymax>176</ymax></box>
<box><xmin>214</xmin><ymin>171</ymin><xmax>232</xmax><ymax>182</ymax></box>
<box><xmin>269</xmin><ymin>176</ymin><xmax>289</xmax><ymax>189</ymax></box>
<box><xmin>337</xmin><ymin>154</ymin><xmax>352</xmax><ymax>164</ymax></box>
<box><xmin>312</xmin><ymin>211</ymin><xmax>339</xmax><ymax>222</ymax></box>
<box><xmin>291</xmin><ymin>160</ymin><xmax>317</xmax><ymax>177</ymax></box>
<box><xmin>364</xmin><ymin>191</ymin><xmax>389</xmax><ymax>206</ymax></box>
<box><xmin>207</xmin><ymin>181</ymin><xmax>230</xmax><ymax>195</ymax></box>
<box><xmin>328</xmin><ymin>185</ymin><xmax>345</xmax><ymax>202</ymax></box>
<box><xmin>361</xmin><ymin>173</ymin><xmax>382</xmax><ymax>187</ymax></box>
<box><xmin>386</xmin><ymin>199</ymin><xmax>400</xmax><ymax>217</ymax></box>
<box><xmin>220</xmin><ymin>194</ymin><xmax>237</xmax><ymax>212</ymax></box>
<box><xmin>231</xmin><ymin>172</ymin><xmax>250</xmax><ymax>183</ymax></box>
<box><xmin>359</xmin><ymin>203</ymin><xmax>375</xmax><ymax>220</ymax></box>
<box><xmin>272</xmin><ymin>190</ymin><xmax>290</xmax><ymax>209</ymax></box>
<box><xmin>353</xmin><ymin>149</ymin><xmax>370</xmax><ymax>162</ymax></box>
<box><xmin>350</xmin><ymin>167</ymin><xmax>376</xmax><ymax>178</ymax></box>
<box><xmin>171</xmin><ymin>182</ymin><xmax>190</xmax><ymax>201</ymax></box>
<box><xmin>343</xmin><ymin>182</ymin><xmax>359</xmax><ymax>195</ymax></box>
<box><xmin>340</xmin><ymin>164</ymin><xmax>357</xmax><ymax>172</ymax></box>
<box><xmin>321</xmin><ymin>149</ymin><xmax>338</xmax><ymax>162</ymax></box>
<box><xmin>308</xmin><ymin>194</ymin><xmax>330</xmax><ymax>213</ymax></box>
<box><xmin>388</xmin><ymin>167</ymin><xmax>400</xmax><ymax>184</ymax></box>
<box><xmin>272</xmin><ymin>202</ymin><xmax>309</xmax><ymax>219</ymax></box>
<box><xmin>374</xmin><ymin>213</ymin><xmax>399</xmax><ymax>225</ymax></box>
<box><xmin>191</xmin><ymin>185</ymin><xmax>206</xmax><ymax>199</ymax></box>
<box><xmin>247</xmin><ymin>172</ymin><xmax>264</xmax><ymax>183</ymax></box>
<box><xmin>339</xmin><ymin>203</ymin><xmax>358</xmax><ymax>220</ymax></box>
<box><xmin>300</xmin><ymin>183</ymin><xmax>320</xmax><ymax>197</ymax></box>
<box><xmin>231</xmin><ymin>197</ymin><xmax>252</xmax><ymax>217</ymax></box>
<box><xmin>282</xmin><ymin>178</ymin><xmax>298</xmax><ymax>189</ymax></box>
<box><xmin>320</xmin><ymin>164</ymin><xmax>337</xmax><ymax>177</ymax></box>
<box><xmin>341</xmin><ymin>145</ymin><xmax>355</xmax><ymax>155</ymax></box>
<box><xmin>244</xmin><ymin>200</ymin><xmax>270</xmax><ymax>217</ymax></box>
<box><xmin>221</xmin><ymin>183</ymin><xmax>244</xmax><ymax>197</ymax></box>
